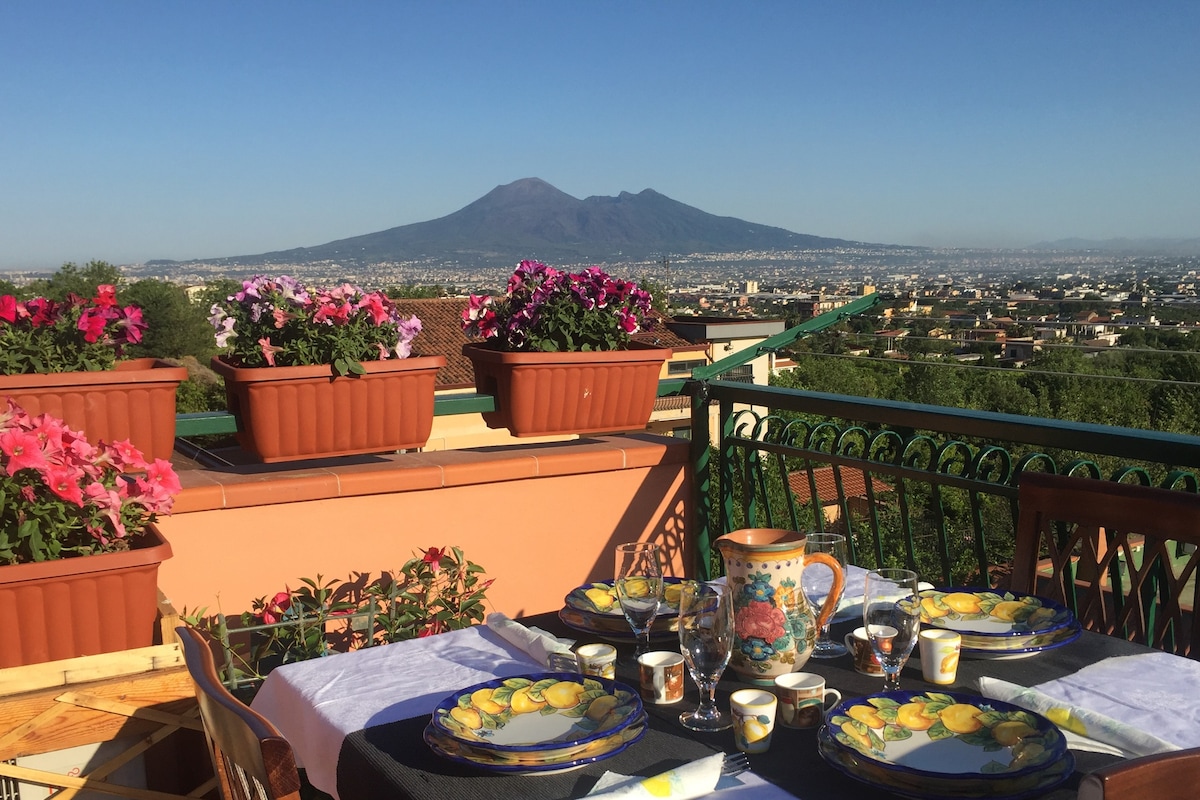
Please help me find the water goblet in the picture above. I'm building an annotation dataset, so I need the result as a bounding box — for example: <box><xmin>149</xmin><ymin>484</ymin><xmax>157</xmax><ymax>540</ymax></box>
<box><xmin>801</xmin><ymin>533</ymin><xmax>849</xmax><ymax>658</ymax></box>
<box><xmin>863</xmin><ymin>568</ymin><xmax>921</xmax><ymax>691</ymax></box>
<box><xmin>677</xmin><ymin>581</ymin><xmax>734</xmax><ymax>731</ymax></box>
<box><xmin>614</xmin><ymin>542</ymin><xmax>664</xmax><ymax>659</ymax></box>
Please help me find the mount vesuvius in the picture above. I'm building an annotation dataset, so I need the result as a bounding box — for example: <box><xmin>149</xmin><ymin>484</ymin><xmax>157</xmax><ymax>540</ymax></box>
<box><xmin>159</xmin><ymin>178</ymin><xmax>867</xmax><ymax>268</ymax></box>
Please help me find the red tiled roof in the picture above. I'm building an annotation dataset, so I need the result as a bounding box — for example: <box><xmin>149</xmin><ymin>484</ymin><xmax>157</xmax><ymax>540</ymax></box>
<box><xmin>392</xmin><ymin>299</ymin><xmax>693</xmax><ymax>389</ymax></box>
<box><xmin>788</xmin><ymin>467</ymin><xmax>892</xmax><ymax>504</ymax></box>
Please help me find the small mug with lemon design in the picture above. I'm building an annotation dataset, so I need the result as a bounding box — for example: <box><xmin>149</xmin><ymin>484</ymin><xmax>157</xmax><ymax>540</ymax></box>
<box><xmin>730</xmin><ymin>688</ymin><xmax>777</xmax><ymax>753</ymax></box>
<box><xmin>918</xmin><ymin>629</ymin><xmax>961</xmax><ymax>685</ymax></box>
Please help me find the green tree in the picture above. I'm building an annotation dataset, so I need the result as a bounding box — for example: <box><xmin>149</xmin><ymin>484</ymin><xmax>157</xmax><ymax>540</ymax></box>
<box><xmin>26</xmin><ymin>261</ymin><xmax>123</xmax><ymax>301</ymax></box>
<box><xmin>122</xmin><ymin>279</ymin><xmax>217</xmax><ymax>361</ymax></box>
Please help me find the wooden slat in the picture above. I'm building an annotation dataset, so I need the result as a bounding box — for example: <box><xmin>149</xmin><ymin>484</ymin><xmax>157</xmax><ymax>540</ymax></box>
<box><xmin>56</xmin><ymin>691</ymin><xmax>206</xmax><ymax>732</ymax></box>
<box><xmin>0</xmin><ymin>761</ymin><xmax>193</xmax><ymax>800</ymax></box>
<box><xmin>0</xmin><ymin>645</ymin><xmax>184</xmax><ymax>697</ymax></box>
<box><xmin>0</xmin><ymin>670</ymin><xmax>196</xmax><ymax>760</ymax></box>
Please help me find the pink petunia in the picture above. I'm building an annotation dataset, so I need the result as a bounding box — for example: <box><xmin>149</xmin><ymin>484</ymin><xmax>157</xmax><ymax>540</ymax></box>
<box><xmin>258</xmin><ymin>337</ymin><xmax>284</xmax><ymax>367</ymax></box>
<box><xmin>43</xmin><ymin>463</ymin><xmax>86</xmax><ymax>506</ymax></box>
<box><xmin>0</xmin><ymin>428</ymin><xmax>47</xmax><ymax>476</ymax></box>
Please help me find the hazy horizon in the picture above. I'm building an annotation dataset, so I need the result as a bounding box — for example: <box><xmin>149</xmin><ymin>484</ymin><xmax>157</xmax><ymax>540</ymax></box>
<box><xmin>2</xmin><ymin>2</ymin><xmax>1198</xmax><ymax>270</ymax></box>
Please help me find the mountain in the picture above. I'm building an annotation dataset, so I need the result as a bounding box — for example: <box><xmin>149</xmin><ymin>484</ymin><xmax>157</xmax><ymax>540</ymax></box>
<box><xmin>1030</xmin><ymin>237</ymin><xmax>1200</xmax><ymax>256</ymax></box>
<box><xmin>158</xmin><ymin>178</ymin><xmax>865</xmax><ymax>267</ymax></box>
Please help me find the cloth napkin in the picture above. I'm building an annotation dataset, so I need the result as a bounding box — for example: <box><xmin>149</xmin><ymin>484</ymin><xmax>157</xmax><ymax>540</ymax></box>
<box><xmin>586</xmin><ymin>753</ymin><xmax>725</xmax><ymax>799</ymax></box>
<box><xmin>486</xmin><ymin>612</ymin><xmax>576</xmax><ymax>669</ymax></box>
<box><xmin>978</xmin><ymin>651</ymin><xmax>1200</xmax><ymax>758</ymax></box>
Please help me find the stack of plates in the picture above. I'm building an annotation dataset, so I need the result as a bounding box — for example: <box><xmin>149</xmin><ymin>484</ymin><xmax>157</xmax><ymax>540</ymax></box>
<box><xmin>557</xmin><ymin>578</ymin><xmax>684</xmax><ymax>642</ymax></box>
<box><xmin>918</xmin><ymin>588</ymin><xmax>1082</xmax><ymax>658</ymax></box>
<box><xmin>425</xmin><ymin>672</ymin><xmax>646</xmax><ymax>774</ymax></box>
<box><xmin>820</xmin><ymin>690</ymin><xmax>1074</xmax><ymax>799</ymax></box>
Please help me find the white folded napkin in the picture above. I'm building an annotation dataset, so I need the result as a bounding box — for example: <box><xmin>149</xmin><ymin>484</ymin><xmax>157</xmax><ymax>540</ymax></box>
<box><xmin>979</xmin><ymin>674</ymin><xmax>1180</xmax><ymax>758</ymax></box>
<box><xmin>586</xmin><ymin>752</ymin><xmax>725</xmax><ymax>799</ymax></box>
<box><xmin>486</xmin><ymin>612</ymin><xmax>576</xmax><ymax>669</ymax></box>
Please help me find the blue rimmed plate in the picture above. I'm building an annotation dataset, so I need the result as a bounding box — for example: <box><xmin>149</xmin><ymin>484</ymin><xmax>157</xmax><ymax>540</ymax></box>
<box><xmin>817</xmin><ymin>725</ymin><xmax>1074</xmax><ymax>800</ymax></box>
<box><xmin>430</xmin><ymin>672</ymin><xmax>643</xmax><ymax>752</ymax></box>
<box><xmin>423</xmin><ymin>714</ymin><xmax>647</xmax><ymax>774</ymax></box>
<box><xmin>826</xmin><ymin>690</ymin><xmax>1069</xmax><ymax>782</ymax></box>
<box><xmin>919</xmin><ymin>588</ymin><xmax>1074</xmax><ymax>648</ymax></box>
<box><xmin>563</xmin><ymin>577</ymin><xmax>685</xmax><ymax>617</ymax></box>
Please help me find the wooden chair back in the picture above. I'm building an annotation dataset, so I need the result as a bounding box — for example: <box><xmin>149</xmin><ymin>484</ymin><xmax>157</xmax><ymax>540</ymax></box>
<box><xmin>1011</xmin><ymin>472</ymin><xmax>1200</xmax><ymax>659</ymax></box>
<box><xmin>176</xmin><ymin>625</ymin><xmax>302</xmax><ymax>800</ymax></box>
<box><xmin>1078</xmin><ymin>746</ymin><xmax>1200</xmax><ymax>800</ymax></box>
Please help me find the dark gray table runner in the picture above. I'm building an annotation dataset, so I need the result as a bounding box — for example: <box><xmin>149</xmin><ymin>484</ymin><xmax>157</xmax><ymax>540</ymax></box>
<box><xmin>337</xmin><ymin>614</ymin><xmax>1142</xmax><ymax>799</ymax></box>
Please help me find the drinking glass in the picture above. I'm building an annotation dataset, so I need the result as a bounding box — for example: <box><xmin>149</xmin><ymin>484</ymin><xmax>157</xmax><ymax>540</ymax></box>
<box><xmin>801</xmin><ymin>533</ymin><xmax>848</xmax><ymax>658</ymax></box>
<box><xmin>614</xmin><ymin>542</ymin><xmax>663</xmax><ymax>658</ymax></box>
<box><xmin>677</xmin><ymin>581</ymin><xmax>734</xmax><ymax>731</ymax></box>
<box><xmin>863</xmin><ymin>568</ymin><xmax>921</xmax><ymax>691</ymax></box>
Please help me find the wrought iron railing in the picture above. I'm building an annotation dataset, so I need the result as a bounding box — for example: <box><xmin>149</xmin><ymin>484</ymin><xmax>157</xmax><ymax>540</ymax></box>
<box><xmin>687</xmin><ymin>379</ymin><xmax>1200</xmax><ymax>586</ymax></box>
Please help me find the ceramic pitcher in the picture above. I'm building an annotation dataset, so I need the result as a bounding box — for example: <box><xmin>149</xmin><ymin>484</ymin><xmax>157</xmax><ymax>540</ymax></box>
<box><xmin>716</xmin><ymin>529</ymin><xmax>846</xmax><ymax>685</ymax></box>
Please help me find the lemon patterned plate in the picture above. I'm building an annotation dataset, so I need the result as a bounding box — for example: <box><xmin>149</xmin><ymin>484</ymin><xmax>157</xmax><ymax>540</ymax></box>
<box><xmin>564</xmin><ymin>577</ymin><xmax>685</xmax><ymax>617</ymax></box>
<box><xmin>959</xmin><ymin>620</ymin><xmax>1082</xmax><ymax>659</ymax></box>
<box><xmin>817</xmin><ymin>725</ymin><xmax>1074</xmax><ymax>800</ymax></box>
<box><xmin>557</xmin><ymin>606</ymin><xmax>679</xmax><ymax>642</ymax></box>
<box><xmin>826</xmin><ymin>691</ymin><xmax>1069</xmax><ymax>783</ymax></box>
<box><xmin>430</xmin><ymin>672</ymin><xmax>643</xmax><ymax>751</ymax></box>
<box><xmin>423</xmin><ymin>715</ymin><xmax>647</xmax><ymax>774</ymax></box>
<box><xmin>919</xmin><ymin>588</ymin><xmax>1074</xmax><ymax>650</ymax></box>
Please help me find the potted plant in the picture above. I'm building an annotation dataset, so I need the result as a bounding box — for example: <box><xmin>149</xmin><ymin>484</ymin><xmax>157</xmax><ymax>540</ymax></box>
<box><xmin>461</xmin><ymin>260</ymin><xmax>670</xmax><ymax>437</ymax></box>
<box><xmin>208</xmin><ymin>275</ymin><xmax>445</xmax><ymax>462</ymax></box>
<box><xmin>0</xmin><ymin>286</ymin><xmax>188</xmax><ymax>461</ymax></box>
<box><xmin>0</xmin><ymin>398</ymin><xmax>178</xmax><ymax>668</ymax></box>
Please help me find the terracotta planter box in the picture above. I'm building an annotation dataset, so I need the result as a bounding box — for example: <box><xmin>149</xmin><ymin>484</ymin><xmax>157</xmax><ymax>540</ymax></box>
<box><xmin>211</xmin><ymin>355</ymin><xmax>446</xmax><ymax>462</ymax></box>
<box><xmin>463</xmin><ymin>343</ymin><xmax>670</xmax><ymax>437</ymax></box>
<box><xmin>0</xmin><ymin>525</ymin><xmax>172</xmax><ymax>669</ymax></box>
<box><xmin>0</xmin><ymin>358</ymin><xmax>187</xmax><ymax>462</ymax></box>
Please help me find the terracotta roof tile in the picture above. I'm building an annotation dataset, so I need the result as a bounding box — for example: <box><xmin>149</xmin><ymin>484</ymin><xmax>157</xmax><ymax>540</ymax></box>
<box><xmin>788</xmin><ymin>466</ymin><xmax>893</xmax><ymax>504</ymax></box>
<box><xmin>394</xmin><ymin>298</ymin><xmax>477</xmax><ymax>387</ymax></box>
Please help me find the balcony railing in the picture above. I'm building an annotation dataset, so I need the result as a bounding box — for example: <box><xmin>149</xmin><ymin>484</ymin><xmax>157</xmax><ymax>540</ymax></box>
<box><xmin>689</xmin><ymin>379</ymin><xmax>1200</xmax><ymax>585</ymax></box>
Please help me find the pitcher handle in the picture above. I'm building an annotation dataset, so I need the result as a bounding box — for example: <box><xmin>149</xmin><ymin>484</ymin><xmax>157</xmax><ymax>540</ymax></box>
<box><xmin>807</xmin><ymin>552</ymin><xmax>845</xmax><ymax>632</ymax></box>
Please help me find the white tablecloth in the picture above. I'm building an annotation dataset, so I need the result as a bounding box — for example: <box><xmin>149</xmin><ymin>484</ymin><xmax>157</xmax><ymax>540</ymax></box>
<box><xmin>250</xmin><ymin>625</ymin><xmax>795</xmax><ymax>800</ymax></box>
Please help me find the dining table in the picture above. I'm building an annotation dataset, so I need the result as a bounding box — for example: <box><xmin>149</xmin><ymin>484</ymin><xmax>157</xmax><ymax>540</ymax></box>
<box><xmin>248</xmin><ymin>581</ymin><xmax>1188</xmax><ymax>800</ymax></box>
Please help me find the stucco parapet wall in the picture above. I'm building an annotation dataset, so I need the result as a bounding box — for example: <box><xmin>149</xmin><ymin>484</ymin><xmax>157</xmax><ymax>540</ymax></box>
<box><xmin>172</xmin><ymin>433</ymin><xmax>689</xmax><ymax>513</ymax></box>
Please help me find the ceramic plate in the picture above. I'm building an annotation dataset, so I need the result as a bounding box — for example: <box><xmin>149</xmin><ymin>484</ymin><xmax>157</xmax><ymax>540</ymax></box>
<box><xmin>564</xmin><ymin>578</ymin><xmax>685</xmax><ymax>617</ymax></box>
<box><xmin>826</xmin><ymin>690</ymin><xmax>1069</xmax><ymax>781</ymax></box>
<box><xmin>424</xmin><ymin>716</ymin><xmax>647</xmax><ymax>774</ymax></box>
<box><xmin>960</xmin><ymin>621</ymin><xmax>1083</xmax><ymax>659</ymax></box>
<box><xmin>817</xmin><ymin>726</ymin><xmax>1074</xmax><ymax>800</ymax></box>
<box><xmin>919</xmin><ymin>589</ymin><xmax>1074</xmax><ymax>649</ymax></box>
<box><xmin>558</xmin><ymin>606</ymin><xmax>679</xmax><ymax>642</ymax></box>
<box><xmin>431</xmin><ymin>672</ymin><xmax>643</xmax><ymax>751</ymax></box>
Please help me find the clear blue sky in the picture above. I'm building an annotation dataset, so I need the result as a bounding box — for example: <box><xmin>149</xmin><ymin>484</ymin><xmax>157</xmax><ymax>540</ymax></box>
<box><xmin>2</xmin><ymin>1</ymin><xmax>1197</xmax><ymax>270</ymax></box>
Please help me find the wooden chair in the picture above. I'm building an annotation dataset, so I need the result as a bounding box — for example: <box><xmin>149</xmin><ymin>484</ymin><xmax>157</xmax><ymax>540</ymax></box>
<box><xmin>1078</xmin><ymin>747</ymin><xmax>1200</xmax><ymax>800</ymax></box>
<box><xmin>1011</xmin><ymin>472</ymin><xmax>1200</xmax><ymax>659</ymax></box>
<box><xmin>176</xmin><ymin>625</ymin><xmax>302</xmax><ymax>800</ymax></box>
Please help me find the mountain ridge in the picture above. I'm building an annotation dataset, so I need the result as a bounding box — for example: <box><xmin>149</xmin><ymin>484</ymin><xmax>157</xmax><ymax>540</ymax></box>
<box><xmin>151</xmin><ymin>178</ymin><xmax>870</xmax><ymax>267</ymax></box>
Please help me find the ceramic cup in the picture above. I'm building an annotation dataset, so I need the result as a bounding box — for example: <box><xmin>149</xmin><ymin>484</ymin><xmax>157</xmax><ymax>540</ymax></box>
<box><xmin>919</xmin><ymin>629</ymin><xmax>962</xmax><ymax>685</ymax></box>
<box><xmin>637</xmin><ymin>650</ymin><xmax>685</xmax><ymax>704</ymax></box>
<box><xmin>575</xmin><ymin>643</ymin><xmax>617</xmax><ymax>680</ymax></box>
<box><xmin>773</xmin><ymin>672</ymin><xmax>842</xmax><ymax>729</ymax></box>
<box><xmin>845</xmin><ymin>626</ymin><xmax>885</xmax><ymax>676</ymax></box>
<box><xmin>730</xmin><ymin>688</ymin><xmax>777</xmax><ymax>754</ymax></box>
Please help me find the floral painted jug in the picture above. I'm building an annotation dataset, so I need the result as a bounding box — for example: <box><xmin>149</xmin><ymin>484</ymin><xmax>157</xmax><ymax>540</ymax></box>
<box><xmin>716</xmin><ymin>529</ymin><xmax>845</xmax><ymax>685</ymax></box>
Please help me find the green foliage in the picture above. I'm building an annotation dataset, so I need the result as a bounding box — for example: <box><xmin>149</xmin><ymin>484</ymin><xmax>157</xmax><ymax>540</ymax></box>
<box><xmin>387</xmin><ymin>284</ymin><xmax>447</xmax><ymax>298</ymax></box>
<box><xmin>183</xmin><ymin>548</ymin><xmax>492</xmax><ymax>686</ymax></box>
<box><xmin>24</xmin><ymin>261</ymin><xmax>123</xmax><ymax>301</ymax></box>
<box><xmin>122</xmin><ymin>279</ymin><xmax>217</xmax><ymax>361</ymax></box>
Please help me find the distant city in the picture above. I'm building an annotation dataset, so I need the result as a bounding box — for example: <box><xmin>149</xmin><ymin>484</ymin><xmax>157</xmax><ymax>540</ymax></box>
<box><xmin>5</xmin><ymin>246</ymin><xmax>1200</xmax><ymax>320</ymax></box>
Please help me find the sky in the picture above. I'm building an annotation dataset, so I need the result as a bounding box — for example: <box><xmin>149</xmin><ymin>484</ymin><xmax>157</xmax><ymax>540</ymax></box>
<box><xmin>2</xmin><ymin>2</ymin><xmax>1198</xmax><ymax>270</ymax></box>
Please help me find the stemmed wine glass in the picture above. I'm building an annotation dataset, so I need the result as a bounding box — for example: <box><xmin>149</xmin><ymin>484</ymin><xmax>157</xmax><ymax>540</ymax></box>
<box><xmin>863</xmin><ymin>568</ymin><xmax>921</xmax><ymax>691</ymax></box>
<box><xmin>801</xmin><ymin>533</ymin><xmax>849</xmax><ymax>658</ymax></box>
<box><xmin>614</xmin><ymin>542</ymin><xmax>664</xmax><ymax>659</ymax></box>
<box><xmin>677</xmin><ymin>581</ymin><xmax>734</xmax><ymax>731</ymax></box>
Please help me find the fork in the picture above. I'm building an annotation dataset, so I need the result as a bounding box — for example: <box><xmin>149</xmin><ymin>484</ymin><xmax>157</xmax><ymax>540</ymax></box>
<box><xmin>722</xmin><ymin>752</ymin><xmax>750</xmax><ymax>777</ymax></box>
